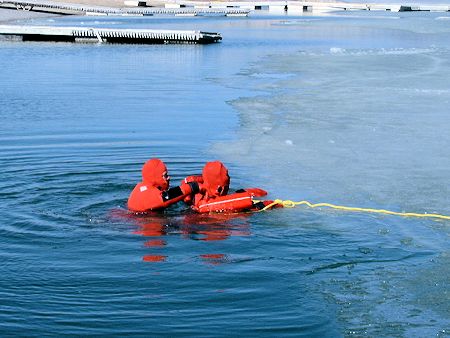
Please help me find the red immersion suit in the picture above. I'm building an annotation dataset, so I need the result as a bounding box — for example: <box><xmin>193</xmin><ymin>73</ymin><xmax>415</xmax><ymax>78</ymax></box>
<box><xmin>128</xmin><ymin>158</ymin><xmax>199</xmax><ymax>212</ymax></box>
<box><xmin>183</xmin><ymin>161</ymin><xmax>274</xmax><ymax>213</ymax></box>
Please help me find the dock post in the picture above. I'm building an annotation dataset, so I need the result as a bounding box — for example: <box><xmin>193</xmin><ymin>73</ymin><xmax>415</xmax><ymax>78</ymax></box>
<box><xmin>89</xmin><ymin>28</ymin><xmax>103</xmax><ymax>43</ymax></box>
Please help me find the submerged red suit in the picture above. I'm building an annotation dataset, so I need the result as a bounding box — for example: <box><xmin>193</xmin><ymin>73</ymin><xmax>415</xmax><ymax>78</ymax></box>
<box><xmin>183</xmin><ymin>161</ymin><xmax>274</xmax><ymax>213</ymax></box>
<box><xmin>128</xmin><ymin>158</ymin><xmax>199</xmax><ymax>212</ymax></box>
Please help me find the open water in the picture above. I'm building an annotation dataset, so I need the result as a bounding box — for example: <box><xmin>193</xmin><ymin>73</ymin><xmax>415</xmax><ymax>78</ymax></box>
<box><xmin>0</xmin><ymin>9</ymin><xmax>449</xmax><ymax>337</ymax></box>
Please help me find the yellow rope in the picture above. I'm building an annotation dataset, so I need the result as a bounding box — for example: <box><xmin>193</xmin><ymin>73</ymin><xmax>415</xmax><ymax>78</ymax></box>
<box><xmin>259</xmin><ymin>199</ymin><xmax>450</xmax><ymax>221</ymax></box>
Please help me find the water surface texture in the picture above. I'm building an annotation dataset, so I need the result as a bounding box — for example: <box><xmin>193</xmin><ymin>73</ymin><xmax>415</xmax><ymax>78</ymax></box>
<box><xmin>1</xmin><ymin>11</ymin><xmax>449</xmax><ymax>336</ymax></box>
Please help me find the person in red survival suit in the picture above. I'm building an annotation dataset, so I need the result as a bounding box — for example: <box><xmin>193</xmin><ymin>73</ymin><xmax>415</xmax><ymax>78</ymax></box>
<box><xmin>128</xmin><ymin>158</ymin><xmax>200</xmax><ymax>212</ymax></box>
<box><xmin>182</xmin><ymin>161</ymin><xmax>277</xmax><ymax>213</ymax></box>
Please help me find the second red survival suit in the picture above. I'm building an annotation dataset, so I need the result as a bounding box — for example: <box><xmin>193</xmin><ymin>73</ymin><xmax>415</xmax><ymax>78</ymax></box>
<box><xmin>183</xmin><ymin>161</ymin><xmax>271</xmax><ymax>213</ymax></box>
<box><xmin>128</xmin><ymin>158</ymin><xmax>199</xmax><ymax>212</ymax></box>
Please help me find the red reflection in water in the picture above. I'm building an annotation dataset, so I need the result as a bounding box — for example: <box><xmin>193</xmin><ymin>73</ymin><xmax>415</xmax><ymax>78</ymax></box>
<box><xmin>142</xmin><ymin>255</ymin><xmax>166</xmax><ymax>262</ymax></box>
<box><xmin>183</xmin><ymin>213</ymin><xmax>251</xmax><ymax>242</ymax></box>
<box><xmin>134</xmin><ymin>222</ymin><xmax>165</xmax><ymax>237</ymax></box>
<box><xmin>201</xmin><ymin>254</ymin><xmax>225</xmax><ymax>259</ymax></box>
<box><xmin>119</xmin><ymin>208</ymin><xmax>252</xmax><ymax>264</ymax></box>
<box><xmin>144</xmin><ymin>239</ymin><xmax>166</xmax><ymax>247</ymax></box>
<box><xmin>183</xmin><ymin>213</ymin><xmax>251</xmax><ymax>225</ymax></box>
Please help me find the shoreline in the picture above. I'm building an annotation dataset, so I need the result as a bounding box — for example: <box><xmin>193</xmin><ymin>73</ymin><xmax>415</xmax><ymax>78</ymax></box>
<box><xmin>0</xmin><ymin>7</ymin><xmax>61</xmax><ymax>23</ymax></box>
<box><xmin>1</xmin><ymin>0</ymin><xmax>449</xmax><ymax>24</ymax></box>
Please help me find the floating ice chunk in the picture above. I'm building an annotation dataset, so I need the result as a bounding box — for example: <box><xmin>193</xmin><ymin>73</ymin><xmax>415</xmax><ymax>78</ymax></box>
<box><xmin>285</xmin><ymin>139</ymin><xmax>293</xmax><ymax>146</ymax></box>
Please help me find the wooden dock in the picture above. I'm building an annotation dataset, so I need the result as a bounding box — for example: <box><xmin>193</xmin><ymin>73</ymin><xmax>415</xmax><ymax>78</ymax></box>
<box><xmin>0</xmin><ymin>24</ymin><xmax>222</xmax><ymax>44</ymax></box>
<box><xmin>0</xmin><ymin>0</ymin><xmax>250</xmax><ymax>16</ymax></box>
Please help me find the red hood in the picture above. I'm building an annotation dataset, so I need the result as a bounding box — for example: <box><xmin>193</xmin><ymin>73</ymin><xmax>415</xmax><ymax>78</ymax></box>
<box><xmin>141</xmin><ymin>158</ymin><xmax>169</xmax><ymax>190</ymax></box>
<box><xmin>202</xmin><ymin>161</ymin><xmax>230</xmax><ymax>197</ymax></box>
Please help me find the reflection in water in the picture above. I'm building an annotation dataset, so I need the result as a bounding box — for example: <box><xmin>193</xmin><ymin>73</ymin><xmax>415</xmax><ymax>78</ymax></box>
<box><xmin>134</xmin><ymin>222</ymin><xmax>166</xmax><ymax>237</ymax></box>
<box><xmin>134</xmin><ymin>223</ymin><xmax>168</xmax><ymax>262</ymax></box>
<box><xmin>144</xmin><ymin>239</ymin><xmax>166</xmax><ymax>247</ymax></box>
<box><xmin>200</xmin><ymin>254</ymin><xmax>228</xmax><ymax>265</ymax></box>
<box><xmin>127</xmin><ymin>211</ymin><xmax>251</xmax><ymax>263</ymax></box>
<box><xmin>142</xmin><ymin>254</ymin><xmax>167</xmax><ymax>263</ymax></box>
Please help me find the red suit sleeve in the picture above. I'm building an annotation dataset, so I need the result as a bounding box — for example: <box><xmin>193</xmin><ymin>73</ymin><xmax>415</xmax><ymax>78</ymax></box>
<box><xmin>193</xmin><ymin>191</ymin><xmax>254</xmax><ymax>213</ymax></box>
<box><xmin>182</xmin><ymin>176</ymin><xmax>204</xmax><ymax>205</ymax></box>
<box><xmin>182</xmin><ymin>175</ymin><xmax>204</xmax><ymax>184</ymax></box>
<box><xmin>128</xmin><ymin>181</ymin><xmax>198</xmax><ymax>212</ymax></box>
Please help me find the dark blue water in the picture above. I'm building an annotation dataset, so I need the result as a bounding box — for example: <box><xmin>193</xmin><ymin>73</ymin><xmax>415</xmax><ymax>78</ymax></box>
<box><xmin>1</xmin><ymin>11</ymin><xmax>449</xmax><ymax>336</ymax></box>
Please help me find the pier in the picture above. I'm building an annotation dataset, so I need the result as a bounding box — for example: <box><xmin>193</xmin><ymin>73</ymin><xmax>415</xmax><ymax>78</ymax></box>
<box><xmin>0</xmin><ymin>0</ymin><xmax>250</xmax><ymax>16</ymax></box>
<box><xmin>0</xmin><ymin>24</ymin><xmax>222</xmax><ymax>43</ymax></box>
